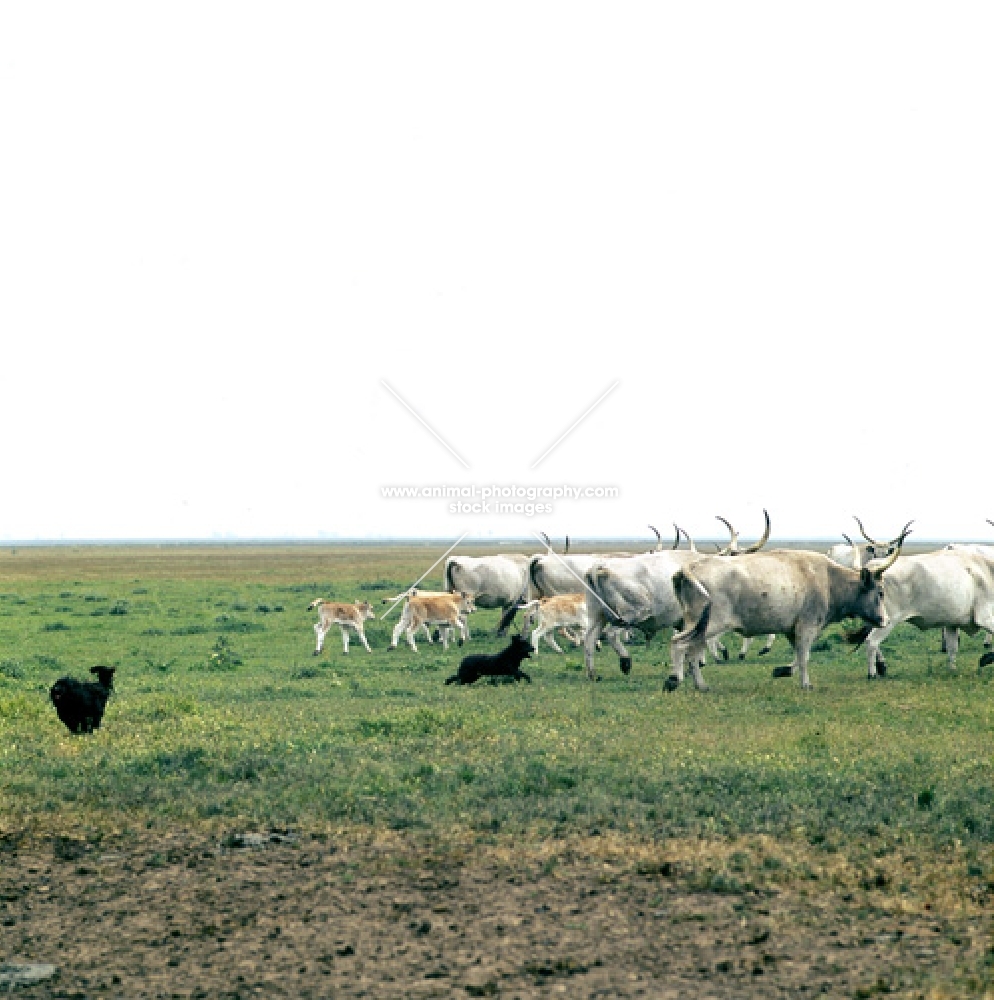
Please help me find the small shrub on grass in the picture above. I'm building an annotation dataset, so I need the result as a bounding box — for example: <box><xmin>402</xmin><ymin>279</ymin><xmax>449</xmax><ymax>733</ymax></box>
<box><xmin>0</xmin><ymin>659</ymin><xmax>24</xmax><ymax>679</ymax></box>
<box><xmin>109</xmin><ymin>600</ymin><xmax>129</xmax><ymax>615</ymax></box>
<box><xmin>291</xmin><ymin>666</ymin><xmax>321</xmax><ymax>680</ymax></box>
<box><xmin>204</xmin><ymin>635</ymin><xmax>241</xmax><ymax>671</ymax></box>
<box><xmin>42</xmin><ymin>622</ymin><xmax>70</xmax><ymax>632</ymax></box>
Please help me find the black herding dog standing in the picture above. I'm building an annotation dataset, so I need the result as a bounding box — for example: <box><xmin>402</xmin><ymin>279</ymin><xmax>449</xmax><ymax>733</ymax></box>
<box><xmin>445</xmin><ymin>634</ymin><xmax>533</xmax><ymax>685</ymax></box>
<box><xmin>50</xmin><ymin>666</ymin><xmax>116</xmax><ymax>734</ymax></box>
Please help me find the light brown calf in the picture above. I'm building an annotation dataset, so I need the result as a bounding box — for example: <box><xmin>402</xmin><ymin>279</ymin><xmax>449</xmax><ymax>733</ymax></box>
<box><xmin>521</xmin><ymin>594</ymin><xmax>589</xmax><ymax>652</ymax></box>
<box><xmin>388</xmin><ymin>591</ymin><xmax>475</xmax><ymax>651</ymax></box>
<box><xmin>308</xmin><ymin>599</ymin><xmax>375</xmax><ymax>654</ymax></box>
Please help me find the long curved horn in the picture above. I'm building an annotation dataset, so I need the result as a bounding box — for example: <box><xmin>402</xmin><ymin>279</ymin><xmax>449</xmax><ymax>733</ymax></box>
<box><xmin>648</xmin><ymin>525</ymin><xmax>662</xmax><ymax>551</ymax></box>
<box><xmin>853</xmin><ymin>516</ymin><xmax>880</xmax><ymax>546</ymax></box>
<box><xmin>867</xmin><ymin>525</ymin><xmax>911</xmax><ymax>576</ymax></box>
<box><xmin>564</xmin><ymin>535</ymin><xmax>570</xmax><ymax>555</ymax></box>
<box><xmin>715</xmin><ymin>515</ymin><xmax>738</xmax><ymax>556</ymax></box>
<box><xmin>540</xmin><ymin>531</ymin><xmax>552</xmax><ymax>550</ymax></box>
<box><xmin>888</xmin><ymin>520</ymin><xmax>914</xmax><ymax>546</ymax></box>
<box><xmin>740</xmin><ymin>508</ymin><xmax>771</xmax><ymax>554</ymax></box>
<box><xmin>841</xmin><ymin>533</ymin><xmax>854</xmax><ymax>547</ymax></box>
<box><xmin>676</xmin><ymin>525</ymin><xmax>698</xmax><ymax>554</ymax></box>
<box><xmin>671</xmin><ymin>524</ymin><xmax>680</xmax><ymax>550</ymax></box>
<box><xmin>987</xmin><ymin>519</ymin><xmax>994</xmax><ymax>530</ymax></box>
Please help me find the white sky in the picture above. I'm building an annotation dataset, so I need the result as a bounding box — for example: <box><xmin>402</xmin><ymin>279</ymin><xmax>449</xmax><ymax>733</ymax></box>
<box><xmin>1</xmin><ymin>3</ymin><xmax>992</xmax><ymax>544</ymax></box>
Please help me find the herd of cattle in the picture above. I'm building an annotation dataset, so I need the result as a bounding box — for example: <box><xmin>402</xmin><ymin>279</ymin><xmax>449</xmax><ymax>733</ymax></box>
<box><xmin>308</xmin><ymin>516</ymin><xmax>994</xmax><ymax>691</ymax></box>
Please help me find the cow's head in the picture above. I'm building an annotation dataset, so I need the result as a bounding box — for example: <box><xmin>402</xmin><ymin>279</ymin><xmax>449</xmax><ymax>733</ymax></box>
<box><xmin>853</xmin><ymin>539</ymin><xmax>905</xmax><ymax>627</ymax></box>
<box><xmin>456</xmin><ymin>592</ymin><xmax>476</xmax><ymax>614</ymax></box>
<box><xmin>356</xmin><ymin>601</ymin><xmax>375</xmax><ymax>620</ymax></box>
<box><xmin>853</xmin><ymin>517</ymin><xmax>914</xmax><ymax>564</ymax></box>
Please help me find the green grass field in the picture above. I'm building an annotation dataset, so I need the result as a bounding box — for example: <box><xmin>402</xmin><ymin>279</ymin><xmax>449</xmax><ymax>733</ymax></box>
<box><xmin>2</xmin><ymin>542</ymin><xmax>991</xmax><ymax>850</ymax></box>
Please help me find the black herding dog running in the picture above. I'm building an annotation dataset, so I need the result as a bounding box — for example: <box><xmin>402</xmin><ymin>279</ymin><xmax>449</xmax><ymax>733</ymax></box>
<box><xmin>50</xmin><ymin>666</ymin><xmax>116</xmax><ymax>734</ymax></box>
<box><xmin>445</xmin><ymin>634</ymin><xmax>533</xmax><ymax>685</ymax></box>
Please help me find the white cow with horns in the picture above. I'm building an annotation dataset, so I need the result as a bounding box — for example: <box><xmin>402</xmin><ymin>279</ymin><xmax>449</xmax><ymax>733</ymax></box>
<box><xmin>668</xmin><ymin>539</ymin><xmax>905</xmax><ymax>691</ymax></box>
<box><xmin>846</xmin><ymin>540</ymin><xmax>994</xmax><ymax>676</ymax></box>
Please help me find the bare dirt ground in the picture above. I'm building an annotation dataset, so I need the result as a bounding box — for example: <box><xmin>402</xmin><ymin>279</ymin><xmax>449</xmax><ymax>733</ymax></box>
<box><xmin>1</xmin><ymin>828</ymin><xmax>990</xmax><ymax>999</ymax></box>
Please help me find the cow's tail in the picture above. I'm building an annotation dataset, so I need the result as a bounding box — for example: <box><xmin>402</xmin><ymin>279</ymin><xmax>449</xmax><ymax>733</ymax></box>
<box><xmin>671</xmin><ymin>569</ymin><xmax>712</xmax><ymax>644</ymax></box>
<box><xmin>444</xmin><ymin>557</ymin><xmax>458</xmax><ymax>593</ymax></box>
<box><xmin>496</xmin><ymin>602</ymin><xmax>521</xmax><ymax>634</ymax></box>
<box><xmin>585</xmin><ymin>566</ymin><xmax>627</xmax><ymax>626</ymax></box>
<box><xmin>528</xmin><ymin>555</ymin><xmax>544</xmax><ymax>596</ymax></box>
<box><xmin>845</xmin><ymin>624</ymin><xmax>873</xmax><ymax>648</ymax></box>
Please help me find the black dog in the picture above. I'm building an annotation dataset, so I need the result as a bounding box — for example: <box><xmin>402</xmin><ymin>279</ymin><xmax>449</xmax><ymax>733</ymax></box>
<box><xmin>50</xmin><ymin>666</ymin><xmax>116</xmax><ymax>734</ymax></box>
<box><xmin>445</xmin><ymin>635</ymin><xmax>533</xmax><ymax>685</ymax></box>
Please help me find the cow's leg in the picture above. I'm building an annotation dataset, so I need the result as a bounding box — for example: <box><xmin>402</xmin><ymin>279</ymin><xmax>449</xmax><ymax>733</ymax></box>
<box><xmin>584</xmin><ymin>614</ymin><xmax>606</xmax><ymax>680</ymax></box>
<box><xmin>600</xmin><ymin>627</ymin><xmax>632</xmax><ymax>674</ymax></box>
<box><xmin>340</xmin><ymin>626</ymin><xmax>350</xmax><ymax>653</ymax></box>
<box><xmin>390</xmin><ymin>619</ymin><xmax>406</xmax><ymax>649</ymax></box>
<box><xmin>793</xmin><ymin>626</ymin><xmax>819</xmax><ymax>690</ymax></box>
<box><xmin>738</xmin><ymin>636</ymin><xmax>751</xmax><ymax>660</ymax></box>
<box><xmin>667</xmin><ymin>632</ymin><xmax>689</xmax><ymax>690</ymax></box>
<box><xmin>864</xmin><ymin>622</ymin><xmax>894</xmax><ymax>678</ymax></box>
<box><xmin>771</xmin><ymin>638</ymin><xmax>799</xmax><ymax>679</ymax></box>
<box><xmin>529</xmin><ymin>620</ymin><xmax>560</xmax><ymax>652</ymax></box>
<box><xmin>439</xmin><ymin>625</ymin><xmax>449</xmax><ymax>651</ymax></box>
<box><xmin>689</xmin><ymin>642</ymin><xmax>709</xmax><ymax>691</ymax></box>
<box><xmin>942</xmin><ymin>627</ymin><xmax>959</xmax><ymax>670</ymax></box>
<box><xmin>313</xmin><ymin>621</ymin><xmax>328</xmax><ymax>655</ymax></box>
<box><xmin>356</xmin><ymin>624</ymin><xmax>372</xmax><ymax>653</ymax></box>
<box><xmin>711</xmin><ymin>637</ymin><xmax>729</xmax><ymax>661</ymax></box>
<box><xmin>455</xmin><ymin>618</ymin><xmax>468</xmax><ymax>646</ymax></box>
<box><xmin>974</xmin><ymin>607</ymin><xmax>994</xmax><ymax>670</ymax></box>
<box><xmin>759</xmin><ymin>633</ymin><xmax>776</xmax><ymax>656</ymax></box>
<box><xmin>404</xmin><ymin>624</ymin><xmax>419</xmax><ymax>651</ymax></box>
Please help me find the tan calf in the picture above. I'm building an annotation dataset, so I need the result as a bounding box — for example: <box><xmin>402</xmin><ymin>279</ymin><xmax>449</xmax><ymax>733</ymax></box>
<box><xmin>308</xmin><ymin>599</ymin><xmax>375</xmax><ymax>654</ymax></box>
<box><xmin>521</xmin><ymin>594</ymin><xmax>589</xmax><ymax>652</ymax></box>
<box><xmin>388</xmin><ymin>591</ymin><xmax>475</xmax><ymax>651</ymax></box>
